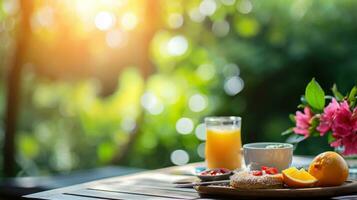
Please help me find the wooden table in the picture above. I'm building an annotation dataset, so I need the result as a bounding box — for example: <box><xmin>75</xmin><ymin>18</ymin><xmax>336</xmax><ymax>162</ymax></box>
<box><xmin>24</xmin><ymin>156</ymin><xmax>356</xmax><ymax>200</ymax></box>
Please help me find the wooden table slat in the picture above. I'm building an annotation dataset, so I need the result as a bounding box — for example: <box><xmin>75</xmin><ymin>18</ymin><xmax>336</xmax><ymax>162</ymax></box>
<box><xmin>42</xmin><ymin>193</ymin><xmax>106</xmax><ymax>200</ymax></box>
<box><xmin>66</xmin><ymin>189</ymin><xmax>187</xmax><ymax>200</ymax></box>
<box><xmin>89</xmin><ymin>185</ymin><xmax>199</xmax><ymax>199</ymax></box>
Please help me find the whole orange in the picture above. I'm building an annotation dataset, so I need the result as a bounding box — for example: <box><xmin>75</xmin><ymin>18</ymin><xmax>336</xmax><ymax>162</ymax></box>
<box><xmin>308</xmin><ymin>151</ymin><xmax>349</xmax><ymax>187</ymax></box>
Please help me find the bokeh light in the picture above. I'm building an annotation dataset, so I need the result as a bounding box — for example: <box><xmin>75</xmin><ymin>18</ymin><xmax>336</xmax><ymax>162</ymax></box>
<box><xmin>223</xmin><ymin>63</ymin><xmax>240</xmax><ymax>77</ymax></box>
<box><xmin>199</xmin><ymin>0</ymin><xmax>217</xmax><ymax>16</ymax></box>
<box><xmin>170</xmin><ymin>149</ymin><xmax>189</xmax><ymax>165</ymax></box>
<box><xmin>95</xmin><ymin>11</ymin><xmax>116</xmax><ymax>31</ymax></box>
<box><xmin>188</xmin><ymin>93</ymin><xmax>207</xmax><ymax>112</ymax></box>
<box><xmin>221</xmin><ymin>0</ymin><xmax>235</xmax><ymax>6</ymax></box>
<box><xmin>167</xmin><ymin>35</ymin><xmax>188</xmax><ymax>56</ymax></box>
<box><xmin>224</xmin><ymin>76</ymin><xmax>244</xmax><ymax>96</ymax></box>
<box><xmin>196</xmin><ymin>64</ymin><xmax>216</xmax><ymax>81</ymax></box>
<box><xmin>212</xmin><ymin>20</ymin><xmax>230</xmax><ymax>37</ymax></box>
<box><xmin>189</xmin><ymin>9</ymin><xmax>205</xmax><ymax>23</ymax></box>
<box><xmin>2</xmin><ymin>0</ymin><xmax>20</xmax><ymax>15</ymax></box>
<box><xmin>195</xmin><ymin>123</ymin><xmax>206</xmax><ymax>141</ymax></box>
<box><xmin>176</xmin><ymin>117</ymin><xmax>194</xmax><ymax>134</ymax></box>
<box><xmin>106</xmin><ymin>29</ymin><xmax>127</xmax><ymax>48</ymax></box>
<box><xmin>121</xmin><ymin>117</ymin><xmax>136</xmax><ymax>132</ymax></box>
<box><xmin>141</xmin><ymin>92</ymin><xmax>164</xmax><ymax>115</ymax></box>
<box><xmin>237</xmin><ymin>0</ymin><xmax>253</xmax><ymax>14</ymax></box>
<box><xmin>121</xmin><ymin>12</ymin><xmax>138</xmax><ymax>31</ymax></box>
<box><xmin>31</xmin><ymin>6</ymin><xmax>54</xmax><ymax>30</ymax></box>
<box><xmin>197</xmin><ymin>143</ymin><xmax>206</xmax><ymax>158</ymax></box>
<box><xmin>168</xmin><ymin>13</ymin><xmax>184</xmax><ymax>29</ymax></box>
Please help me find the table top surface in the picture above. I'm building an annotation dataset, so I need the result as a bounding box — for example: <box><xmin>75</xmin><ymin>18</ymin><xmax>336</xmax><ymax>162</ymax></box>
<box><xmin>24</xmin><ymin>156</ymin><xmax>356</xmax><ymax>200</ymax></box>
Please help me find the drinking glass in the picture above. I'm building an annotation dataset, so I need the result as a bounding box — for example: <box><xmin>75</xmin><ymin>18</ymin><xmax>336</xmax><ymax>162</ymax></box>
<box><xmin>205</xmin><ymin>116</ymin><xmax>242</xmax><ymax>170</ymax></box>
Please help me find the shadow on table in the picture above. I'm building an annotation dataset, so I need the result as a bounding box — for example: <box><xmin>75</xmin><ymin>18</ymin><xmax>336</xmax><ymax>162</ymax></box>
<box><xmin>0</xmin><ymin>166</ymin><xmax>143</xmax><ymax>200</ymax></box>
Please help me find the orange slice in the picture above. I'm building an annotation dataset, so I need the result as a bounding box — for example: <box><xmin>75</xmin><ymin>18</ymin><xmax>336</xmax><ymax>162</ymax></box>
<box><xmin>282</xmin><ymin>167</ymin><xmax>317</xmax><ymax>188</ymax></box>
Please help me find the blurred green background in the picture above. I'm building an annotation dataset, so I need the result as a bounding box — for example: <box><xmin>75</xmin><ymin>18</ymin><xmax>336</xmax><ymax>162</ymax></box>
<box><xmin>0</xmin><ymin>0</ymin><xmax>357</xmax><ymax>177</ymax></box>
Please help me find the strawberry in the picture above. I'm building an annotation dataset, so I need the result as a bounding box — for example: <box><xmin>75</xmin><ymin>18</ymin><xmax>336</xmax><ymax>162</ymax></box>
<box><xmin>252</xmin><ymin>170</ymin><xmax>263</xmax><ymax>176</ymax></box>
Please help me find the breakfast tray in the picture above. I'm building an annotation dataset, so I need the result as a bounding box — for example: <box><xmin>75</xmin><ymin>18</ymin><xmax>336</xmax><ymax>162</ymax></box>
<box><xmin>195</xmin><ymin>180</ymin><xmax>357</xmax><ymax>199</ymax></box>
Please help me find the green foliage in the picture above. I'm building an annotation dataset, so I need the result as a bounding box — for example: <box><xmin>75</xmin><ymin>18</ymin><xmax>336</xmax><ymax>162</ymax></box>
<box><xmin>308</xmin><ymin>117</ymin><xmax>320</xmax><ymax>137</ymax></box>
<box><xmin>348</xmin><ymin>86</ymin><xmax>357</xmax><ymax>107</ymax></box>
<box><xmin>1</xmin><ymin>0</ymin><xmax>357</xmax><ymax>175</ymax></box>
<box><xmin>332</xmin><ymin>84</ymin><xmax>344</xmax><ymax>101</ymax></box>
<box><xmin>305</xmin><ymin>78</ymin><xmax>325</xmax><ymax>111</ymax></box>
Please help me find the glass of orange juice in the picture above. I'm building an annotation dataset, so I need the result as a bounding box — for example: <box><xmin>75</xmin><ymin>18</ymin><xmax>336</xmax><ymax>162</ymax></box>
<box><xmin>205</xmin><ymin>116</ymin><xmax>242</xmax><ymax>170</ymax></box>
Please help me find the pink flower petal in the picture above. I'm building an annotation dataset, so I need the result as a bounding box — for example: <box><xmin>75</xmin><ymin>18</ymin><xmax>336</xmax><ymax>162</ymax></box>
<box><xmin>293</xmin><ymin>107</ymin><xmax>313</xmax><ymax>138</ymax></box>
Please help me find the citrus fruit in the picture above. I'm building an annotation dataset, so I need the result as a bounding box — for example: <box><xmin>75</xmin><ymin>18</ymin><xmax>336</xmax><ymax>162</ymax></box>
<box><xmin>282</xmin><ymin>167</ymin><xmax>317</xmax><ymax>188</ymax></box>
<box><xmin>308</xmin><ymin>151</ymin><xmax>349</xmax><ymax>186</ymax></box>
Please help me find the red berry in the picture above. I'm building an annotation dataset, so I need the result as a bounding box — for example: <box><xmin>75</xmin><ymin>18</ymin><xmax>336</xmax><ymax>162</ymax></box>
<box><xmin>252</xmin><ymin>170</ymin><xmax>263</xmax><ymax>176</ymax></box>
<box><xmin>261</xmin><ymin>166</ymin><xmax>268</xmax><ymax>171</ymax></box>
<box><xmin>265</xmin><ymin>167</ymin><xmax>278</xmax><ymax>175</ymax></box>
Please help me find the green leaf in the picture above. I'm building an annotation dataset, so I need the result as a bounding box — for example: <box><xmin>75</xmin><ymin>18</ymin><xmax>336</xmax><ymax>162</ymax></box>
<box><xmin>327</xmin><ymin>132</ymin><xmax>335</xmax><ymax>144</ymax></box>
<box><xmin>286</xmin><ymin>134</ymin><xmax>306</xmax><ymax>144</ymax></box>
<box><xmin>305</xmin><ymin>78</ymin><xmax>325</xmax><ymax>111</ymax></box>
<box><xmin>289</xmin><ymin>114</ymin><xmax>296</xmax><ymax>123</ymax></box>
<box><xmin>297</xmin><ymin>104</ymin><xmax>305</xmax><ymax>109</ymax></box>
<box><xmin>310</xmin><ymin>116</ymin><xmax>319</xmax><ymax>128</ymax></box>
<box><xmin>282</xmin><ymin>127</ymin><xmax>294</xmax><ymax>136</ymax></box>
<box><xmin>308</xmin><ymin>116</ymin><xmax>320</xmax><ymax>137</ymax></box>
<box><xmin>332</xmin><ymin>84</ymin><xmax>344</xmax><ymax>101</ymax></box>
<box><xmin>348</xmin><ymin>86</ymin><xmax>357</xmax><ymax>107</ymax></box>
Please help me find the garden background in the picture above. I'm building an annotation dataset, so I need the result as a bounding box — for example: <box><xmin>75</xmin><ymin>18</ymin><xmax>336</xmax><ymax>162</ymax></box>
<box><xmin>0</xmin><ymin>0</ymin><xmax>356</xmax><ymax>177</ymax></box>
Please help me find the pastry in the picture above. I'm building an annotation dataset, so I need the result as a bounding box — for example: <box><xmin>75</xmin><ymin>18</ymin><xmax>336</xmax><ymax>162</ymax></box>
<box><xmin>230</xmin><ymin>166</ymin><xmax>283</xmax><ymax>189</ymax></box>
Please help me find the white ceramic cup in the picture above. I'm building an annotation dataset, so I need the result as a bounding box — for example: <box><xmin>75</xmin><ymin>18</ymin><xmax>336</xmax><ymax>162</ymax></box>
<box><xmin>243</xmin><ymin>142</ymin><xmax>293</xmax><ymax>171</ymax></box>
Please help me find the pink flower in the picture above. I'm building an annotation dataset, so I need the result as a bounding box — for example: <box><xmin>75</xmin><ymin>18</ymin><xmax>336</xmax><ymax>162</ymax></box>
<box><xmin>331</xmin><ymin>134</ymin><xmax>357</xmax><ymax>155</ymax></box>
<box><xmin>335</xmin><ymin>107</ymin><xmax>357</xmax><ymax>155</ymax></box>
<box><xmin>293</xmin><ymin>107</ymin><xmax>313</xmax><ymax>137</ymax></box>
<box><xmin>342</xmin><ymin>134</ymin><xmax>357</xmax><ymax>155</ymax></box>
<box><xmin>319</xmin><ymin>98</ymin><xmax>357</xmax><ymax>155</ymax></box>
<box><xmin>332</xmin><ymin>101</ymin><xmax>355</xmax><ymax>138</ymax></box>
<box><xmin>317</xmin><ymin>98</ymin><xmax>340</xmax><ymax>135</ymax></box>
<box><xmin>353</xmin><ymin>108</ymin><xmax>357</xmax><ymax>131</ymax></box>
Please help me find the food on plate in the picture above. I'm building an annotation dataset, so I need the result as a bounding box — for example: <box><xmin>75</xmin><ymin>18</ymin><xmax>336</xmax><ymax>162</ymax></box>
<box><xmin>282</xmin><ymin>167</ymin><xmax>317</xmax><ymax>188</ymax></box>
<box><xmin>199</xmin><ymin>168</ymin><xmax>230</xmax><ymax>176</ymax></box>
<box><xmin>230</xmin><ymin>166</ymin><xmax>283</xmax><ymax>189</ymax></box>
<box><xmin>265</xmin><ymin>144</ymin><xmax>292</xmax><ymax>149</ymax></box>
<box><xmin>308</xmin><ymin>151</ymin><xmax>349</xmax><ymax>186</ymax></box>
<box><xmin>197</xmin><ymin>168</ymin><xmax>232</xmax><ymax>181</ymax></box>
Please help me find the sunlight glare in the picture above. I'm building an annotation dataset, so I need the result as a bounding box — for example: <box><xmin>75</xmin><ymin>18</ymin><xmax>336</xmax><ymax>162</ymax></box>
<box><xmin>95</xmin><ymin>11</ymin><xmax>116</xmax><ymax>31</ymax></box>
<box><xmin>3</xmin><ymin>0</ymin><xmax>20</xmax><ymax>15</ymax></box>
<box><xmin>167</xmin><ymin>35</ymin><xmax>188</xmax><ymax>56</ymax></box>
<box><xmin>121</xmin><ymin>12</ymin><xmax>138</xmax><ymax>31</ymax></box>
<box><xmin>31</xmin><ymin>6</ymin><xmax>54</xmax><ymax>30</ymax></box>
<box><xmin>106</xmin><ymin>29</ymin><xmax>127</xmax><ymax>48</ymax></box>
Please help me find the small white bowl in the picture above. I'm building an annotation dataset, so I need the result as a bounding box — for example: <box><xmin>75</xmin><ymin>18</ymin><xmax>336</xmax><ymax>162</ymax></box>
<box><xmin>243</xmin><ymin>142</ymin><xmax>293</xmax><ymax>171</ymax></box>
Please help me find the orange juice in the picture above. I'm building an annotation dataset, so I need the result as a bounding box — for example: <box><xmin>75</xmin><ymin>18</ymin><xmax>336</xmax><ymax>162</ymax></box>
<box><xmin>205</xmin><ymin>128</ymin><xmax>242</xmax><ymax>170</ymax></box>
